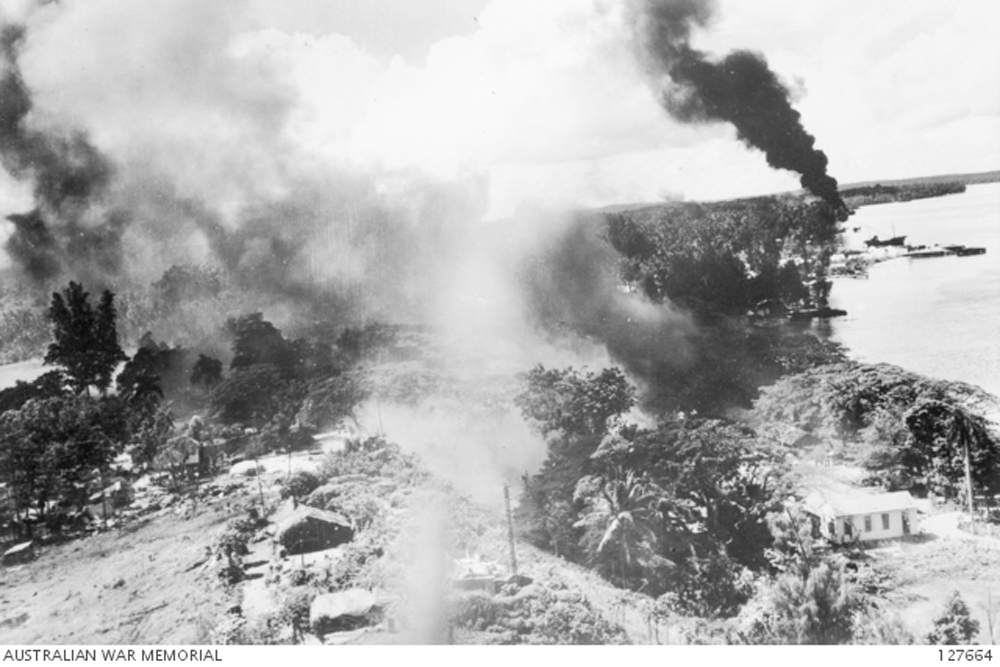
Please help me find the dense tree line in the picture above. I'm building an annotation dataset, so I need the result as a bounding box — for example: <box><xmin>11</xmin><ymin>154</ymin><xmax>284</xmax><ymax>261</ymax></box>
<box><xmin>0</xmin><ymin>283</ymin><xmax>136</xmax><ymax>532</ymax></box>
<box><xmin>596</xmin><ymin>198</ymin><xmax>847</xmax><ymax>414</ymax></box>
<box><xmin>0</xmin><ymin>280</ymin><xmax>378</xmax><ymax>537</ymax></box>
<box><xmin>840</xmin><ymin>181</ymin><xmax>966</xmax><ymax>209</ymax></box>
<box><xmin>753</xmin><ymin>362</ymin><xmax>1000</xmax><ymax>502</ymax></box>
<box><xmin>514</xmin><ymin>364</ymin><xmax>789</xmax><ymax>618</ymax></box>
<box><xmin>605</xmin><ymin>196</ymin><xmax>837</xmax><ymax>314</ymax></box>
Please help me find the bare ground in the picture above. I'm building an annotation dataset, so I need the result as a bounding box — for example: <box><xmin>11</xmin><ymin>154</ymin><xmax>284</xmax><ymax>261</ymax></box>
<box><xmin>5</xmin><ymin>452</ymin><xmax>997</xmax><ymax>645</ymax></box>
<box><xmin>0</xmin><ymin>494</ymin><xmax>240</xmax><ymax>643</ymax></box>
<box><xmin>869</xmin><ymin>523</ymin><xmax>1000</xmax><ymax>644</ymax></box>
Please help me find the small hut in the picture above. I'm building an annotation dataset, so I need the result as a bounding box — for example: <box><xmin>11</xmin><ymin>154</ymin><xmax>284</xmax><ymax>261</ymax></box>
<box><xmin>275</xmin><ymin>507</ymin><xmax>354</xmax><ymax>555</ymax></box>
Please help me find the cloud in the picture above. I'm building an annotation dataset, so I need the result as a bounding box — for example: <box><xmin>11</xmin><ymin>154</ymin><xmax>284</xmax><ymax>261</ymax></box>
<box><xmin>703</xmin><ymin>0</ymin><xmax>1000</xmax><ymax>182</ymax></box>
<box><xmin>5</xmin><ymin>0</ymin><xmax>998</xmax><ymax>230</ymax></box>
<box><xmin>19</xmin><ymin>0</ymin><xmax>297</xmax><ymax>212</ymax></box>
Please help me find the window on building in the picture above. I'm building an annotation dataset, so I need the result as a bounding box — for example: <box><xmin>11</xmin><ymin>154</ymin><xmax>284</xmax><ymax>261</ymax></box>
<box><xmin>881</xmin><ymin>513</ymin><xmax>890</xmax><ymax>530</ymax></box>
<box><xmin>864</xmin><ymin>515</ymin><xmax>872</xmax><ymax>532</ymax></box>
<box><xmin>844</xmin><ymin>520</ymin><xmax>853</xmax><ymax>538</ymax></box>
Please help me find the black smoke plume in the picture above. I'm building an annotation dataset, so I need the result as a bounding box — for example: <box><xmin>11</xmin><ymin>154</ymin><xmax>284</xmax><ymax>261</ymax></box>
<box><xmin>0</xmin><ymin>9</ymin><xmax>485</xmax><ymax>331</ymax></box>
<box><xmin>632</xmin><ymin>0</ymin><xmax>847</xmax><ymax>218</ymax></box>
<box><xmin>520</xmin><ymin>212</ymin><xmax>694</xmax><ymax>399</ymax></box>
<box><xmin>0</xmin><ymin>21</ymin><xmax>121</xmax><ymax>284</ymax></box>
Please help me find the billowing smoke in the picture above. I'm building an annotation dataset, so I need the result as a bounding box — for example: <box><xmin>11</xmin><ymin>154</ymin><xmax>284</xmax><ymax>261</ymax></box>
<box><xmin>0</xmin><ymin>21</ymin><xmax>122</xmax><ymax>283</ymax></box>
<box><xmin>518</xmin><ymin>209</ymin><xmax>695</xmax><ymax>401</ymax></box>
<box><xmin>0</xmin><ymin>2</ymin><xmax>487</xmax><ymax>329</ymax></box>
<box><xmin>631</xmin><ymin>0</ymin><xmax>847</xmax><ymax>218</ymax></box>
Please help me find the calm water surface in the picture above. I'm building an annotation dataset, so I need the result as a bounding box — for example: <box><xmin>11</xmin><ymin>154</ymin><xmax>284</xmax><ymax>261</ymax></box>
<box><xmin>828</xmin><ymin>182</ymin><xmax>1000</xmax><ymax>397</ymax></box>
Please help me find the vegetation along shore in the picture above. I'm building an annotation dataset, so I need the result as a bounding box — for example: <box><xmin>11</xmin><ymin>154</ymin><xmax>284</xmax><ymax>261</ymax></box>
<box><xmin>3</xmin><ymin>170</ymin><xmax>1000</xmax><ymax>645</ymax></box>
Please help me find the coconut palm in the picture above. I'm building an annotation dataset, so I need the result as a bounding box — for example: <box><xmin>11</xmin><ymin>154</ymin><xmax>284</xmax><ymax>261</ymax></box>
<box><xmin>574</xmin><ymin>468</ymin><xmax>671</xmax><ymax>586</ymax></box>
<box><xmin>906</xmin><ymin>400</ymin><xmax>999</xmax><ymax>507</ymax></box>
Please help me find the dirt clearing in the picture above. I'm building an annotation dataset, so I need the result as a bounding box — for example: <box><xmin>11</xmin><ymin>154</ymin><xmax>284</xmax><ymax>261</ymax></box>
<box><xmin>0</xmin><ymin>498</ymin><xmax>237</xmax><ymax>643</ymax></box>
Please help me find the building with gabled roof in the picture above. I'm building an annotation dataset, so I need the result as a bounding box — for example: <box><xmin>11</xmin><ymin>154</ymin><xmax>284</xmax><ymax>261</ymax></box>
<box><xmin>803</xmin><ymin>489</ymin><xmax>919</xmax><ymax>544</ymax></box>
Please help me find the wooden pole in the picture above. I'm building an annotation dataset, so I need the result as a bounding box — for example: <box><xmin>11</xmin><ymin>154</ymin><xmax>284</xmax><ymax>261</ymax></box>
<box><xmin>965</xmin><ymin>438</ymin><xmax>975</xmax><ymax>532</ymax></box>
<box><xmin>101</xmin><ymin>467</ymin><xmax>108</xmax><ymax>531</ymax></box>
<box><xmin>503</xmin><ymin>484</ymin><xmax>518</xmax><ymax>576</ymax></box>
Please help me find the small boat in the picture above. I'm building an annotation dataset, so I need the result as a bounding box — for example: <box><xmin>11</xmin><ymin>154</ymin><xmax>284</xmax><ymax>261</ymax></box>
<box><xmin>865</xmin><ymin>235</ymin><xmax>907</xmax><ymax>248</ymax></box>
<box><xmin>956</xmin><ymin>246</ymin><xmax>986</xmax><ymax>256</ymax></box>
<box><xmin>789</xmin><ymin>307</ymin><xmax>848</xmax><ymax>320</ymax></box>
<box><xmin>906</xmin><ymin>248</ymin><xmax>950</xmax><ymax>258</ymax></box>
<box><xmin>940</xmin><ymin>244</ymin><xmax>986</xmax><ymax>257</ymax></box>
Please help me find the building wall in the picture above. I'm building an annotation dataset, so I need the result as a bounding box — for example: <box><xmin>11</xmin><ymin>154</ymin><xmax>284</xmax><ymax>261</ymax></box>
<box><xmin>822</xmin><ymin>508</ymin><xmax>918</xmax><ymax>543</ymax></box>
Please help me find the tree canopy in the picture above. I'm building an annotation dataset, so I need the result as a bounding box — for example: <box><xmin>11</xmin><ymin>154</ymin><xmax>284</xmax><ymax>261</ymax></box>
<box><xmin>0</xmin><ymin>394</ymin><xmax>129</xmax><ymax>524</ymax></box>
<box><xmin>927</xmin><ymin>592</ymin><xmax>980</xmax><ymax>645</ymax></box>
<box><xmin>44</xmin><ymin>281</ymin><xmax>127</xmax><ymax>395</ymax></box>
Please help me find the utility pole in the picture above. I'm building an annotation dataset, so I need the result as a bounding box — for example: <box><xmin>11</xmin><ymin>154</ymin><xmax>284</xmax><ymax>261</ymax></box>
<box><xmin>965</xmin><ymin>437</ymin><xmax>975</xmax><ymax>532</ymax></box>
<box><xmin>503</xmin><ymin>484</ymin><xmax>518</xmax><ymax>576</ymax></box>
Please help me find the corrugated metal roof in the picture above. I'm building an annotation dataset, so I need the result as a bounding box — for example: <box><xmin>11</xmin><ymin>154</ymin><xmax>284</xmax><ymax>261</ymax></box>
<box><xmin>804</xmin><ymin>490</ymin><xmax>917</xmax><ymax>517</ymax></box>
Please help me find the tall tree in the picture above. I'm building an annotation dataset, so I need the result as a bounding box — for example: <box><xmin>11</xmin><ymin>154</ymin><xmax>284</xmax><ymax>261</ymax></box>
<box><xmin>0</xmin><ymin>395</ymin><xmax>129</xmax><ymax>523</ymax></box>
<box><xmin>514</xmin><ymin>365</ymin><xmax>636</xmax><ymax>560</ymax></box>
<box><xmin>226</xmin><ymin>313</ymin><xmax>296</xmax><ymax>372</ymax></box>
<box><xmin>593</xmin><ymin>418</ymin><xmax>784</xmax><ymax>571</ymax></box>
<box><xmin>905</xmin><ymin>400</ymin><xmax>999</xmax><ymax>501</ymax></box>
<box><xmin>190</xmin><ymin>354</ymin><xmax>223</xmax><ymax>390</ymax></box>
<box><xmin>574</xmin><ymin>468</ymin><xmax>670</xmax><ymax>587</ymax></box>
<box><xmin>116</xmin><ymin>347</ymin><xmax>165</xmax><ymax>406</ymax></box>
<box><xmin>44</xmin><ymin>282</ymin><xmax>127</xmax><ymax>395</ymax></box>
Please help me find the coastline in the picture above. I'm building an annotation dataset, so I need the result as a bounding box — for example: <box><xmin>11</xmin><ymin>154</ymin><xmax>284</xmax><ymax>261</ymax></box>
<box><xmin>827</xmin><ymin>182</ymin><xmax>1000</xmax><ymax>404</ymax></box>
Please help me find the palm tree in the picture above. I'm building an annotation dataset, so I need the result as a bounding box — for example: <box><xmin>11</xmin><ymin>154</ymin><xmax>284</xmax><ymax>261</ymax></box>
<box><xmin>942</xmin><ymin>405</ymin><xmax>994</xmax><ymax>523</ymax></box>
<box><xmin>907</xmin><ymin>400</ymin><xmax>997</xmax><ymax>513</ymax></box>
<box><xmin>575</xmin><ymin>468</ymin><xmax>670</xmax><ymax>586</ymax></box>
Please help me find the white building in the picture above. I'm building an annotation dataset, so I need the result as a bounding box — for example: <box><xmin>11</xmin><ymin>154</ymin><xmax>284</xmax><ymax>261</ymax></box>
<box><xmin>803</xmin><ymin>490</ymin><xmax>919</xmax><ymax>544</ymax></box>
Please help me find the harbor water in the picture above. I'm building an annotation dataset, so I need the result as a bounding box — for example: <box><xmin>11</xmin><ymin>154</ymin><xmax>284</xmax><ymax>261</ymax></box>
<box><xmin>828</xmin><ymin>182</ymin><xmax>1000</xmax><ymax>398</ymax></box>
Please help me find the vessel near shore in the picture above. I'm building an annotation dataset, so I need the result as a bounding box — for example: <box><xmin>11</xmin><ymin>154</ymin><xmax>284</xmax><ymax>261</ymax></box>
<box><xmin>865</xmin><ymin>234</ymin><xmax>907</xmax><ymax>247</ymax></box>
<box><xmin>905</xmin><ymin>244</ymin><xmax>987</xmax><ymax>258</ymax></box>
<box><xmin>947</xmin><ymin>245</ymin><xmax>987</xmax><ymax>256</ymax></box>
<box><xmin>829</xmin><ymin>182</ymin><xmax>1000</xmax><ymax>399</ymax></box>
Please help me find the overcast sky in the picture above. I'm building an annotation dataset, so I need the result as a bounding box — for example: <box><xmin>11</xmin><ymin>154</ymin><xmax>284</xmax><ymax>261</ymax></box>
<box><xmin>2</xmin><ymin>0</ymin><xmax>998</xmax><ymax>219</ymax></box>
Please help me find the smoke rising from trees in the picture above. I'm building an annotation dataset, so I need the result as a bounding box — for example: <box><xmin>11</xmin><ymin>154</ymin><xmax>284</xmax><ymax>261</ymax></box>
<box><xmin>0</xmin><ymin>22</ymin><xmax>121</xmax><ymax>283</ymax></box>
<box><xmin>0</xmin><ymin>1</ymin><xmax>488</xmax><ymax>328</ymax></box>
<box><xmin>0</xmin><ymin>0</ymin><xmax>844</xmax><ymax>420</ymax></box>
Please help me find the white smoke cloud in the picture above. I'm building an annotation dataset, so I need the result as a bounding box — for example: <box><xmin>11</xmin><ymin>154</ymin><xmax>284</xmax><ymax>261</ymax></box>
<box><xmin>356</xmin><ymin>398</ymin><xmax>548</xmax><ymax>508</ymax></box>
<box><xmin>15</xmin><ymin>0</ymin><xmax>731</xmax><ymax>221</ymax></box>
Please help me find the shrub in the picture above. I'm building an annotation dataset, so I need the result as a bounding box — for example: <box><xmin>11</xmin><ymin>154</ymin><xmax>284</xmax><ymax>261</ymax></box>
<box><xmin>662</xmin><ymin>552</ymin><xmax>757</xmax><ymax>619</ymax></box>
<box><xmin>285</xmin><ymin>566</ymin><xmax>314</xmax><ymax>587</ymax></box>
<box><xmin>318</xmin><ymin>436</ymin><xmax>426</xmax><ymax>486</ymax></box>
<box><xmin>449</xmin><ymin>592</ymin><xmax>502</xmax><ymax>631</ymax></box>
<box><xmin>326</xmin><ymin>492</ymin><xmax>386</xmax><ymax>532</ymax></box>
<box><xmin>209</xmin><ymin>615</ymin><xmax>248</xmax><ymax>645</ymax></box>
<box><xmin>506</xmin><ymin>586</ymin><xmax>628</xmax><ymax>645</ymax></box>
<box><xmin>741</xmin><ymin>562</ymin><xmax>861</xmax><ymax>644</ymax></box>
<box><xmin>276</xmin><ymin>588</ymin><xmax>315</xmax><ymax>643</ymax></box>
<box><xmin>217</xmin><ymin>513</ymin><xmax>265</xmax><ymax>559</ymax></box>
<box><xmin>927</xmin><ymin>591</ymin><xmax>980</xmax><ymax>645</ymax></box>
<box><xmin>280</xmin><ymin>470</ymin><xmax>320</xmax><ymax>501</ymax></box>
